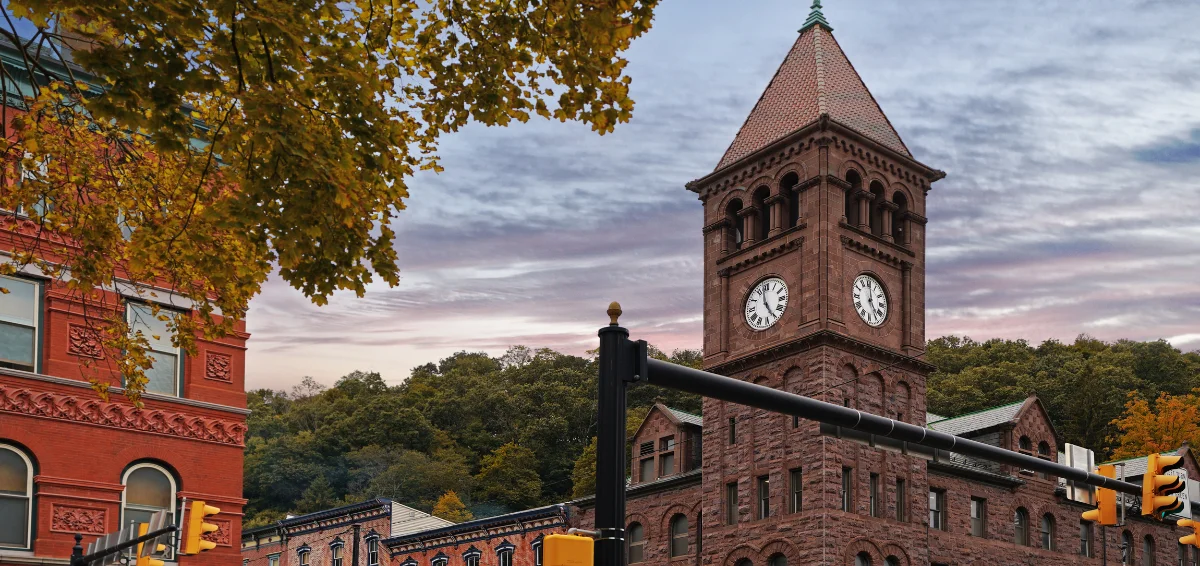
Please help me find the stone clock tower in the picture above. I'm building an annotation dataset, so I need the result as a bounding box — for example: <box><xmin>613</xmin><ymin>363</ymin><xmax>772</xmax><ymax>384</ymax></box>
<box><xmin>684</xmin><ymin>3</ymin><xmax>946</xmax><ymax>564</ymax></box>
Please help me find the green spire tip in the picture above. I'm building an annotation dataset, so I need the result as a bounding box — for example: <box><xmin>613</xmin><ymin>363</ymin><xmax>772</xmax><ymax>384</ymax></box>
<box><xmin>799</xmin><ymin>0</ymin><xmax>832</xmax><ymax>33</ymax></box>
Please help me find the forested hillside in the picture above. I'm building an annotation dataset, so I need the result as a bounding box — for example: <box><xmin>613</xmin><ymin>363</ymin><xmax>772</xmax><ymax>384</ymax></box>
<box><xmin>243</xmin><ymin>337</ymin><xmax>1199</xmax><ymax>527</ymax></box>
<box><xmin>242</xmin><ymin>346</ymin><xmax>703</xmax><ymax>528</ymax></box>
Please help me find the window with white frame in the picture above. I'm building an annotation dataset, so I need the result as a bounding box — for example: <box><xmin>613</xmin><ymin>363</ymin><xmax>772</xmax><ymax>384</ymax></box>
<box><xmin>368</xmin><ymin>537</ymin><xmax>380</xmax><ymax>566</ymax></box>
<box><xmin>531</xmin><ymin>538</ymin><xmax>543</xmax><ymax>566</ymax></box>
<box><xmin>462</xmin><ymin>548</ymin><xmax>480</xmax><ymax>566</ymax></box>
<box><xmin>431</xmin><ymin>554</ymin><xmax>448</xmax><ymax>566</ymax></box>
<box><xmin>121</xmin><ymin>463</ymin><xmax>176</xmax><ymax>558</ymax></box>
<box><xmin>298</xmin><ymin>548</ymin><xmax>311</xmax><ymax>566</ymax></box>
<box><xmin>268</xmin><ymin>555</ymin><xmax>280</xmax><ymax>566</ymax></box>
<box><xmin>330</xmin><ymin>542</ymin><xmax>344</xmax><ymax>566</ymax></box>
<box><xmin>126</xmin><ymin>302</ymin><xmax>183</xmax><ymax>396</ymax></box>
<box><xmin>0</xmin><ymin>276</ymin><xmax>40</xmax><ymax>373</ymax></box>
<box><xmin>0</xmin><ymin>443</ymin><xmax>34</xmax><ymax>549</ymax></box>
<box><xmin>496</xmin><ymin>543</ymin><xmax>514</xmax><ymax>566</ymax></box>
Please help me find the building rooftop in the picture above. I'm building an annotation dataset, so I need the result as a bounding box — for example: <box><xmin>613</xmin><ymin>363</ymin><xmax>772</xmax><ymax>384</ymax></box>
<box><xmin>927</xmin><ymin>401</ymin><xmax>1024</xmax><ymax>436</ymax></box>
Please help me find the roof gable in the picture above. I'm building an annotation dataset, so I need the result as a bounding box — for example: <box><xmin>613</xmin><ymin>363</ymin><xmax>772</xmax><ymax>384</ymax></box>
<box><xmin>714</xmin><ymin>23</ymin><xmax>910</xmax><ymax>172</ymax></box>
<box><xmin>927</xmin><ymin>400</ymin><xmax>1024</xmax><ymax>436</ymax></box>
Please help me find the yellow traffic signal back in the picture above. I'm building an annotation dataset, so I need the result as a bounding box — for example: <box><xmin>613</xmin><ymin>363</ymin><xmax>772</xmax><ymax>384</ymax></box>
<box><xmin>1141</xmin><ymin>453</ymin><xmax>1185</xmax><ymax>519</ymax></box>
<box><xmin>1181</xmin><ymin>518</ymin><xmax>1200</xmax><ymax>549</ymax></box>
<box><xmin>135</xmin><ymin>523</ymin><xmax>166</xmax><ymax>566</ymax></box>
<box><xmin>182</xmin><ymin>500</ymin><xmax>221</xmax><ymax>555</ymax></box>
<box><xmin>1081</xmin><ymin>464</ymin><xmax>1118</xmax><ymax>525</ymax></box>
<box><xmin>544</xmin><ymin>534</ymin><xmax>594</xmax><ymax>566</ymax></box>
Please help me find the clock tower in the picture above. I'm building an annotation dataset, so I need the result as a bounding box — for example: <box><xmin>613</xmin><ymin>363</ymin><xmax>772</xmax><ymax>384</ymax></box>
<box><xmin>685</xmin><ymin>3</ymin><xmax>946</xmax><ymax>564</ymax></box>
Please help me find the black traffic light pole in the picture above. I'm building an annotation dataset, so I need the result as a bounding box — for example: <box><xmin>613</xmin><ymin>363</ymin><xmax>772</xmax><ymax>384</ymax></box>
<box><xmin>593</xmin><ymin>304</ymin><xmax>1143</xmax><ymax>565</ymax></box>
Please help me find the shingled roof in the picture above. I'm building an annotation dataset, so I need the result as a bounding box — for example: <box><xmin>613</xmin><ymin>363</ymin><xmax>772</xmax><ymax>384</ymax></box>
<box><xmin>927</xmin><ymin>401</ymin><xmax>1024</xmax><ymax>436</ymax></box>
<box><xmin>668</xmin><ymin>407</ymin><xmax>704</xmax><ymax>427</ymax></box>
<box><xmin>714</xmin><ymin>2</ymin><xmax>910</xmax><ymax>172</ymax></box>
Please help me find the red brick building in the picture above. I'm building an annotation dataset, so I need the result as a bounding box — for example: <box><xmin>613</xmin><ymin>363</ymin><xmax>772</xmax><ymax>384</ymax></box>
<box><xmin>241</xmin><ymin>500</ymin><xmax>453</xmax><ymax>566</ymax></box>
<box><xmin>382</xmin><ymin>505</ymin><xmax>570</xmax><ymax>566</ymax></box>
<box><xmin>0</xmin><ymin>36</ymin><xmax>249</xmax><ymax>566</ymax></box>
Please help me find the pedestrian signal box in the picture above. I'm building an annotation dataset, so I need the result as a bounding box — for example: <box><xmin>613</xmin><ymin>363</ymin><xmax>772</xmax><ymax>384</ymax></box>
<box><xmin>544</xmin><ymin>534</ymin><xmax>594</xmax><ymax>566</ymax></box>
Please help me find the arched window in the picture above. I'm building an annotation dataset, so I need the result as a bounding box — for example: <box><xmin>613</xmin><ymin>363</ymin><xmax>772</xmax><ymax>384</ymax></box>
<box><xmin>726</xmin><ymin>199</ymin><xmax>744</xmax><ymax>251</ymax></box>
<box><xmin>531</xmin><ymin>538</ymin><xmax>543</xmax><ymax>566</ymax></box>
<box><xmin>669</xmin><ymin>514</ymin><xmax>688</xmax><ymax>557</ymax></box>
<box><xmin>1018</xmin><ymin>436</ymin><xmax>1032</xmax><ymax>452</ymax></box>
<box><xmin>627</xmin><ymin>523</ymin><xmax>644</xmax><ymax>564</ymax></box>
<box><xmin>1144</xmin><ymin>536</ymin><xmax>1156</xmax><ymax>566</ymax></box>
<box><xmin>431</xmin><ymin>553</ymin><xmax>448</xmax><ymax>566</ymax></box>
<box><xmin>1123</xmin><ymin>530</ymin><xmax>1134</xmax><ymax>564</ymax></box>
<box><xmin>844</xmin><ymin>171</ymin><xmax>862</xmax><ymax>226</ymax></box>
<box><xmin>868</xmin><ymin>182</ymin><xmax>885</xmax><ymax>236</ymax></box>
<box><xmin>1041</xmin><ymin>513</ymin><xmax>1056</xmax><ymax>550</ymax></box>
<box><xmin>752</xmin><ymin>186</ymin><xmax>771</xmax><ymax>241</ymax></box>
<box><xmin>780</xmin><ymin>172</ymin><xmax>801</xmax><ymax>228</ymax></box>
<box><xmin>1037</xmin><ymin>441</ymin><xmax>1052</xmax><ymax>479</ymax></box>
<box><xmin>1014</xmin><ymin>508</ymin><xmax>1030</xmax><ymax>546</ymax></box>
<box><xmin>885</xmin><ymin>557</ymin><xmax>900</xmax><ymax>566</ymax></box>
<box><xmin>855</xmin><ymin>552</ymin><xmax>872</xmax><ymax>566</ymax></box>
<box><xmin>122</xmin><ymin>463</ymin><xmax>176</xmax><ymax>529</ymax></box>
<box><xmin>330</xmin><ymin>541</ymin><xmax>345</xmax><ymax>566</ymax></box>
<box><xmin>0</xmin><ymin>443</ymin><xmax>33</xmax><ymax>549</ymax></box>
<box><xmin>891</xmin><ymin>191</ymin><xmax>908</xmax><ymax>244</ymax></box>
<box><xmin>463</xmin><ymin>548</ymin><xmax>481</xmax><ymax>566</ymax></box>
<box><xmin>768</xmin><ymin>553</ymin><xmax>787</xmax><ymax>566</ymax></box>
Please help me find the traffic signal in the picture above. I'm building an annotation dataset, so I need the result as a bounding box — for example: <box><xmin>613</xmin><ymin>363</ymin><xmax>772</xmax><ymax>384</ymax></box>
<box><xmin>1081</xmin><ymin>464</ymin><xmax>1118</xmax><ymax>525</ymax></box>
<box><xmin>544</xmin><ymin>534</ymin><xmax>593</xmax><ymax>566</ymax></box>
<box><xmin>1141</xmin><ymin>453</ymin><xmax>1185</xmax><ymax>519</ymax></box>
<box><xmin>182</xmin><ymin>500</ymin><xmax>220</xmax><ymax>555</ymax></box>
<box><xmin>135</xmin><ymin>523</ymin><xmax>166</xmax><ymax>566</ymax></box>
<box><xmin>1180</xmin><ymin>518</ymin><xmax>1200</xmax><ymax>549</ymax></box>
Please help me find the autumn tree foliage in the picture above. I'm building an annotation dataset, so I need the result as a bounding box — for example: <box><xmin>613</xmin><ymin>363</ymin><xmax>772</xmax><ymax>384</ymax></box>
<box><xmin>1109</xmin><ymin>392</ymin><xmax>1200</xmax><ymax>460</ymax></box>
<box><xmin>432</xmin><ymin>491</ymin><xmax>473</xmax><ymax>523</ymax></box>
<box><xmin>0</xmin><ymin>0</ymin><xmax>659</xmax><ymax>401</ymax></box>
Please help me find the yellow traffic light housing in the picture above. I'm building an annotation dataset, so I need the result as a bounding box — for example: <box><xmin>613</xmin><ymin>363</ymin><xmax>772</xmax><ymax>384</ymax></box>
<box><xmin>544</xmin><ymin>534</ymin><xmax>594</xmax><ymax>566</ymax></box>
<box><xmin>1081</xmin><ymin>464</ymin><xmax>1118</xmax><ymax>525</ymax></box>
<box><xmin>135</xmin><ymin>523</ymin><xmax>167</xmax><ymax>566</ymax></box>
<box><xmin>1141</xmin><ymin>453</ymin><xmax>1185</xmax><ymax>519</ymax></box>
<box><xmin>1181</xmin><ymin>518</ymin><xmax>1200</xmax><ymax>549</ymax></box>
<box><xmin>182</xmin><ymin>500</ymin><xmax>221</xmax><ymax>555</ymax></box>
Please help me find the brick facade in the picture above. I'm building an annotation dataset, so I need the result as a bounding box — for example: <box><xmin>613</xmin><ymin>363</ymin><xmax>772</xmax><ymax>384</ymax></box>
<box><xmin>242</xmin><ymin>500</ymin><xmax>413</xmax><ymax>566</ymax></box>
<box><xmin>382</xmin><ymin>506</ymin><xmax>570</xmax><ymax>566</ymax></box>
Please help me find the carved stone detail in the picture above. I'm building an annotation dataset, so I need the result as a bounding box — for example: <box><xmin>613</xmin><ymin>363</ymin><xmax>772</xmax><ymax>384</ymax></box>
<box><xmin>67</xmin><ymin>324</ymin><xmax>105</xmax><ymax>359</ymax></box>
<box><xmin>51</xmin><ymin>504</ymin><xmax>106</xmax><ymax>534</ymax></box>
<box><xmin>204</xmin><ymin>352</ymin><xmax>233</xmax><ymax>383</ymax></box>
<box><xmin>0</xmin><ymin>385</ymin><xmax>246</xmax><ymax>447</ymax></box>
<box><xmin>202</xmin><ymin>518</ymin><xmax>232</xmax><ymax>547</ymax></box>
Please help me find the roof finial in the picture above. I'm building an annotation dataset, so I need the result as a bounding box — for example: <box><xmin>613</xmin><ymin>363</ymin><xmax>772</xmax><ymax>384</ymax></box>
<box><xmin>799</xmin><ymin>0</ymin><xmax>833</xmax><ymax>33</ymax></box>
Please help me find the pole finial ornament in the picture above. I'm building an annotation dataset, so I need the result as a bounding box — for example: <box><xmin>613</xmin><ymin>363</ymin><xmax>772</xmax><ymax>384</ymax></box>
<box><xmin>800</xmin><ymin>0</ymin><xmax>832</xmax><ymax>32</ymax></box>
<box><xmin>607</xmin><ymin>302</ymin><xmax>622</xmax><ymax>326</ymax></box>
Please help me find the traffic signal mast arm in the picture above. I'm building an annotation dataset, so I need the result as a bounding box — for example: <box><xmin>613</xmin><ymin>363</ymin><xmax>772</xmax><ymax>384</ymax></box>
<box><xmin>75</xmin><ymin>526</ymin><xmax>178</xmax><ymax>566</ymax></box>
<box><xmin>642</xmin><ymin>357</ymin><xmax>1142</xmax><ymax>496</ymax></box>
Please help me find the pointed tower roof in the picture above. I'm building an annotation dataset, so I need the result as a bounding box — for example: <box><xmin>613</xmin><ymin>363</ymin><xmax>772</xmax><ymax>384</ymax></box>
<box><xmin>714</xmin><ymin>2</ymin><xmax>911</xmax><ymax>171</ymax></box>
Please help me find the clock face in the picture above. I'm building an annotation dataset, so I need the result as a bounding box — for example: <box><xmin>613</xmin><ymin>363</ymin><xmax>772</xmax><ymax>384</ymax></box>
<box><xmin>744</xmin><ymin>277</ymin><xmax>789</xmax><ymax>331</ymax></box>
<box><xmin>852</xmin><ymin>274</ymin><xmax>888</xmax><ymax>327</ymax></box>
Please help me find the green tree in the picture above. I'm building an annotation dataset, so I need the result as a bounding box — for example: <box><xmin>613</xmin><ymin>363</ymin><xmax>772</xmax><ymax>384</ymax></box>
<box><xmin>570</xmin><ymin>437</ymin><xmax>598</xmax><ymax>498</ymax></box>
<box><xmin>1</xmin><ymin>0</ymin><xmax>660</xmax><ymax>401</ymax></box>
<box><xmin>475</xmin><ymin>443</ymin><xmax>543</xmax><ymax>511</ymax></box>
<box><xmin>294</xmin><ymin>474</ymin><xmax>339</xmax><ymax>514</ymax></box>
<box><xmin>432</xmin><ymin>491</ymin><xmax>474</xmax><ymax>523</ymax></box>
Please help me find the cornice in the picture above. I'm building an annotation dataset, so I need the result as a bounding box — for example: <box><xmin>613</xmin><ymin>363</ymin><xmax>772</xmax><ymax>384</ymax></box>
<box><xmin>928</xmin><ymin>461</ymin><xmax>1024</xmax><ymax>489</ymax></box>
<box><xmin>902</xmin><ymin>210</ymin><xmax>928</xmax><ymax>225</ymax></box>
<box><xmin>704</xmin><ymin>328</ymin><xmax>935</xmax><ymax>375</ymax></box>
<box><xmin>701</xmin><ymin>219</ymin><xmax>729</xmax><ymax>234</ymax></box>
<box><xmin>839</xmin><ymin>230</ymin><xmax>914</xmax><ymax>267</ymax></box>
<box><xmin>571</xmin><ymin>469</ymin><xmax>703</xmax><ymax>510</ymax></box>
<box><xmin>0</xmin><ymin>367</ymin><xmax>251</xmax><ymax>415</ymax></box>
<box><xmin>715</xmin><ymin>232</ymin><xmax>804</xmax><ymax>277</ymax></box>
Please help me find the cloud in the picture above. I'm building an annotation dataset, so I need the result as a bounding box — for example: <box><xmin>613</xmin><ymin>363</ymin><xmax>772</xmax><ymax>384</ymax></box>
<box><xmin>246</xmin><ymin>0</ymin><xmax>1200</xmax><ymax>390</ymax></box>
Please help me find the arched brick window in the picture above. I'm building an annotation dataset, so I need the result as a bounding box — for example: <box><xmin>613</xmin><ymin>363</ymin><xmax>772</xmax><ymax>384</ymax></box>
<box><xmin>768</xmin><ymin>553</ymin><xmax>786</xmax><ymax>566</ymax></box>
<box><xmin>1122</xmin><ymin>530</ymin><xmax>1134</xmax><ymax>564</ymax></box>
<box><xmin>121</xmin><ymin>461</ymin><xmax>177</xmax><ymax>558</ymax></box>
<box><xmin>735</xmin><ymin>560</ymin><xmax>752</xmax><ymax>566</ymax></box>
<box><xmin>1041</xmin><ymin>514</ymin><xmax>1056</xmax><ymax>550</ymax></box>
<box><xmin>752</xmin><ymin>186</ymin><xmax>771</xmax><ymax>241</ymax></box>
<box><xmin>669</xmin><ymin>514</ymin><xmax>688</xmax><ymax>557</ymax></box>
<box><xmin>868</xmin><ymin>182</ymin><xmax>885</xmax><ymax>236</ymax></box>
<box><xmin>891</xmin><ymin>191</ymin><xmax>908</xmax><ymax>244</ymax></box>
<box><xmin>726</xmin><ymin>199</ymin><xmax>744</xmax><ymax>251</ymax></box>
<box><xmin>1018</xmin><ymin>436</ymin><xmax>1032</xmax><ymax>452</ymax></box>
<box><xmin>855</xmin><ymin>552</ymin><xmax>872</xmax><ymax>566</ymax></box>
<box><xmin>844</xmin><ymin>171</ymin><xmax>862</xmax><ymax>226</ymax></box>
<box><xmin>780</xmin><ymin>172</ymin><xmax>801</xmax><ymax>228</ymax></box>
<box><xmin>885</xmin><ymin>557</ymin><xmax>900</xmax><ymax>566</ymax></box>
<box><xmin>0</xmin><ymin>443</ymin><xmax>33</xmax><ymax>549</ymax></box>
<box><xmin>1014</xmin><ymin>507</ymin><xmax>1030</xmax><ymax>546</ymax></box>
<box><xmin>627</xmin><ymin>523</ymin><xmax>644</xmax><ymax>564</ymax></box>
<box><xmin>1144</xmin><ymin>536</ymin><xmax>1156</xmax><ymax>566</ymax></box>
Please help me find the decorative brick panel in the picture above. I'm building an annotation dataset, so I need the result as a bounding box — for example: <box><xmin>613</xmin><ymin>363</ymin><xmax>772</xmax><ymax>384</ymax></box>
<box><xmin>205</xmin><ymin>352</ymin><xmax>233</xmax><ymax>383</ymax></box>
<box><xmin>50</xmin><ymin>504</ymin><xmax>107</xmax><ymax>534</ymax></box>
<box><xmin>67</xmin><ymin>324</ymin><xmax>105</xmax><ymax>359</ymax></box>
<box><xmin>203</xmin><ymin>518</ymin><xmax>233</xmax><ymax>547</ymax></box>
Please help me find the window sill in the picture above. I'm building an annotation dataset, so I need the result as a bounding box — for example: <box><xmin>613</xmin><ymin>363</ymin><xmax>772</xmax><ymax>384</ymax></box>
<box><xmin>838</xmin><ymin>221</ymin><xmax>914</xmax><ymax>257</ymax></box>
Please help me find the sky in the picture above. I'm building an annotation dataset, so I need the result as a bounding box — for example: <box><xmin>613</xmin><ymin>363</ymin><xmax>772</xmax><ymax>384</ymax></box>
<box><xmin>245</xmin><ymin>0</ymin><xmax>1200</xmax><ymax>390</ymax></box>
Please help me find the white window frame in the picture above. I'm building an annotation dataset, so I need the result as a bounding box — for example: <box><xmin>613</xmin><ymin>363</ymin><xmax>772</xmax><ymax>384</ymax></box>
<box><xmin>531</xmin><ymin>538</ymin><xmax>543</xmax><ymax>566</ymax></box>
<box><xmin>125</xmin><ymin>301</ymin><xmax>184</xmax><ymax>397</ymax></box>
<box><xmin>0</xmin><ymin>443</ymin><xmax>34</xmax><ymax>550</ymax></box>
<box><xmin>0</xmin><ymin>275</ymin><xmax>41</xmax><ymax>374</ymax></box>
<box><xmin>330</xmin><ymin>541</ymin><xmax>345</xmax><ymax>566</ymax></box>
<box><xmin>367</xmin><ymin>537</ymin><xmax>380</xmax><ymax>566</ymax></box>
<box><xmin>431</xmin><ymin>555</ymin><xmax>448</xmax><ymax>566</ymax></box>
<box><xmin>496</xmin><ymin>544</ymin><xmax>514</xmax><ymax>566</ymax></box>
<box><xmin>120</xmin><ymin>462</ymin><xmax>177</xmax><ymax>558</ymax></box>
<box><xmin>268</xmin><ymin>554</ymin><xmax>280</xmax><ymax>566</ymax></box>
<box><xmin>298</xmin><ymin>547</ymin><xmax>311</xmax><ymax>566</ymax></box>
<box><xmin>462</xmin><ymin>548</ymin><xmax>481</xmax><ymax>566</ymax></box>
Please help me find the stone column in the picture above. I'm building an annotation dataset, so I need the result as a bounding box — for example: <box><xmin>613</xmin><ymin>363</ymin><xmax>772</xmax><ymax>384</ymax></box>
<box><xmin>738</xmin><ymin>206</ymin><xmax>759</xmax><ymax>246</ymax></box>
<box><xmin>879</xmin><ymin>200</ymin><xmax>899</xmax><ymax>242</ymax></box>
<box><xmin>765</xmin><ymin>194</ymin><xmax>787</xmax><ymax>236</ymax></box>
<box><xmin>855</xmin><ymin>190</ymin><xmax>873</xmax><ymax>232</ymax></box>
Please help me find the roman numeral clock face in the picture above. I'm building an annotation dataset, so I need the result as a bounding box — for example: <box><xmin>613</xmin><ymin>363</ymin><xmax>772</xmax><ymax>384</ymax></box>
<box><xmin>852</xmin><ymin>274</ymin><xmax>888</xmax><ymax>327</ymax></box>
<box><xmin>744</xmin><ymin>277</ymin><xmax>788</xmax><ymax>331</ymax></box>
